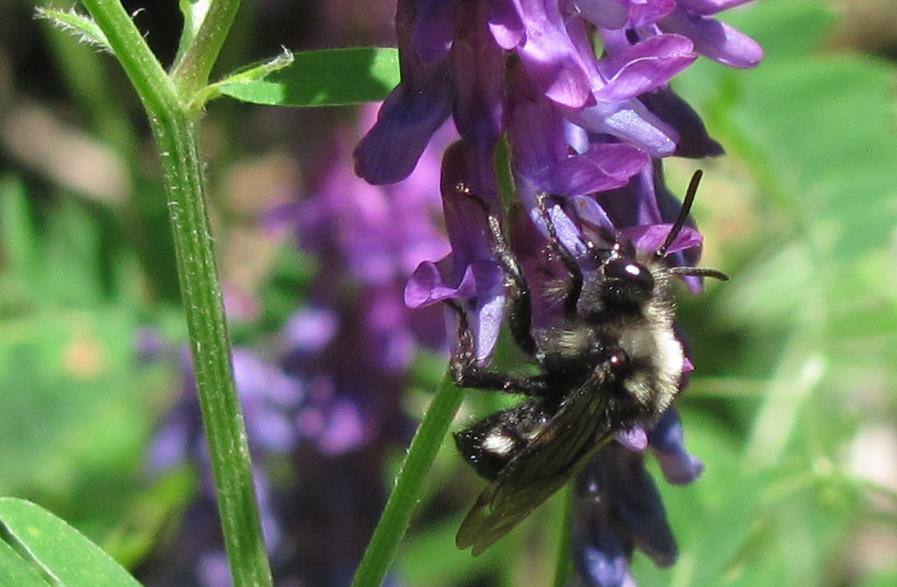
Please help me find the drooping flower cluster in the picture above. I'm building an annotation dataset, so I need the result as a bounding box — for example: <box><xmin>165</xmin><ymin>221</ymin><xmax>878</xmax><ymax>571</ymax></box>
<box><xmin>355</xmin><ymin>1</ymin><xmax>761</xmax><ymax>585</ymax></box>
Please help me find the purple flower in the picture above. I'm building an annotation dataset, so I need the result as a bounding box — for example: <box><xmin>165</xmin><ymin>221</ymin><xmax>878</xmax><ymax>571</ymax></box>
<box><xmin>353</xmin><ymin>1</ymin><xmax>762</xmax><ymax>582</ymax></box>
<box><xmin>574</xmin><ymin>408</ymin><xmax>702</xmax><ymax>587</ymax></box>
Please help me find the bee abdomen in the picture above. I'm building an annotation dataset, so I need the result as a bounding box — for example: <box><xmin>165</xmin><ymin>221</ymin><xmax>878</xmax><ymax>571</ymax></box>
<box><xmin>454</xmin><ymin>401</ymin><xmax>555</xmax><ymax>480</ymax></box>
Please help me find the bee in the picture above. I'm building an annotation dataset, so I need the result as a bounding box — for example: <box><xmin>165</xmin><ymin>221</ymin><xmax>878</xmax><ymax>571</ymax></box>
<box><xmin>449</xmin><ymin>170</ymin><xmax>725</xmax><ymax>555</ymax></box>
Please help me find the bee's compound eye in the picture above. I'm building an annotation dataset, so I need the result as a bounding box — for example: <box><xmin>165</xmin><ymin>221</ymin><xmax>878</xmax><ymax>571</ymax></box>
<box><xmin>604</xmin><ymin>259</ymin><xmax>654</xmax><ymax>293</ymax></box>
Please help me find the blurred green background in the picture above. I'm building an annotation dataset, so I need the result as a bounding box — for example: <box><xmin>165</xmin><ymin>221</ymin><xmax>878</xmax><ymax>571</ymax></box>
<box><xmin>2</xmin><ymin>1</ymin><xmax>897</xmax><ymax>585</ymax></box>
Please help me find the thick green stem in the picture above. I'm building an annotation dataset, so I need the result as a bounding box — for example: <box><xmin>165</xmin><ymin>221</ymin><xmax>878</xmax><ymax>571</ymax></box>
<box><xmin>351</xmin><ymin>376</ymin><xmax>464</xmax><ymax>587</ymax></box>
<box><xmin>78</xmin><ymin>1</ymin><xmax>272</xmax><ymax>585</ymax></box>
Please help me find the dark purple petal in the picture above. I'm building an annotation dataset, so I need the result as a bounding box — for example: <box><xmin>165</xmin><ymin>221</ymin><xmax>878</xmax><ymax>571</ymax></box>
<box><xmin>413</xmin><ymin>0</ymin><xmax>459</xmax><ymax>64</ymax></box>
<box><xmin>649</xmin><ymin>409</ymin><xmax>705</xmax><ymax>485</ymax></box>
<box><xmin>677</xmin><ymin>0</ymin><xmax>754</xmax><ymax>15</ymax></box>
<box><xmin>452</xmin><ymin>0</ymin><xmax>506</xmax><ymax>151</ymax></box>
<box><xmin>594</xmin><ymin>34</ymin><xmax>696</xmax><ymax>102</ymax></box>
<box><xmin>640</xmin><ymin>88</ymin><xmax>724</xmax><ymax>158</ymax></box>
<box><xmin>659</xmin><ymin>8</ymin><xmax>764</xmax><ymax>68</ymax></box>
<box><xmin>486</xmin><ymin>0</ymin><xmax>525</xmax><ymax>48</ymax></box>
<box><xmin>354</xmin><ymin>0</ymin><xmax>454</xmax><ymax>184</ymax></box>
<box><xmin>601</xmin><ymin>448</ymin><xmax>678</xmax><ymax>566</ymax></box>
<box><xmin>353</xmin><ymin>81</ymin><xmax>453</xmax><ymax>185</ymax></box>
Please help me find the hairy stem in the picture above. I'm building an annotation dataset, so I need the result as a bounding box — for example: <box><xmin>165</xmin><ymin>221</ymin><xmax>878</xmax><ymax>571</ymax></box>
<box><xmin>78</xmin><ymin>1</ymin><xmax>272</xmax><ymax>585</ymax></box>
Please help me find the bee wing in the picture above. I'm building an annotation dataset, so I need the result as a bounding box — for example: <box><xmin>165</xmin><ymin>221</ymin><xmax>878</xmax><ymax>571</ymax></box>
<box><xmin>456</xmin><ymin>373</ymin><xmax>616</xmax><ymax>555</ymax></box>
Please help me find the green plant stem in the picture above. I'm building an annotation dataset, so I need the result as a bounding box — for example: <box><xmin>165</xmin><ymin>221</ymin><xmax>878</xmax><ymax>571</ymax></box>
<box><xmin>173</xmin><ymin>0</ymin><xmax>243</xmax><ymax>99</ymax></box>
<box><xmin>351</xmin><ymin>376</ymin><xmax>464</xmax><ymax>587</ymax></box>
<box><xmin>77</xmin><ymin>1</ymin><xmax>272</xmax><ymax>586</ymax></box>
<box><xmin>551</xmin><ymin>485</ymin><xmax>573</xmax><ymax>587</ymax></box>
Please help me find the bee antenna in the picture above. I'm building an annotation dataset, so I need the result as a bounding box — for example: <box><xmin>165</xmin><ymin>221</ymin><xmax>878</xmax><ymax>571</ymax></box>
<box><xmin>668</xmin><ymin>266</ymin><xmax>729</xmax><ymax>281</ymax></box>
<box><xmin>656</xmin><ymin>169</ymin><xmax>703</xmax><ymax>258</ymax></box>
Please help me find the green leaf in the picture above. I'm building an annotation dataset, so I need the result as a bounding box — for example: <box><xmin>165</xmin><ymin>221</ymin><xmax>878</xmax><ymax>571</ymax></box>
<box><xmin>0</xmin><ymin>498</ymin><xmax>141</xmax><ymax>586</ymax></box>
<box><xmin>219</xmin><ymin>47</ymin><xmax>400</xmax><ymax>107</ymax></box>
<box><xmin>35</xmin><ymin>7</ymin><xmax>110</xmax><ymax>51</ymax></box>
<box><xmin>0</xmin><ymin>540</ymin><xmax>48</xmax><ymax>587</ymax></box>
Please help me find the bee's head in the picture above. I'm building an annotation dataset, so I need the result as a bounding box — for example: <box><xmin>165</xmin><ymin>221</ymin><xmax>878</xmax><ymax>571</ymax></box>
<box><xmin>600</xmin><ymin>257</ymin><xmax>655</xmax><ymax>307</ymax></box>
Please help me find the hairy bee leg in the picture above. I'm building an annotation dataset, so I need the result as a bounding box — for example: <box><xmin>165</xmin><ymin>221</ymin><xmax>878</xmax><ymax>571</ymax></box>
<box><xmin>484</xmin><ymin>214</ymin><xmax>538</xmax><ymax>357</ymax></box>
<box><xmin>446</xmin><ymin>300</ymin><xmax>549</xmax><ymax>396</ymax></box>
<box><xmin>453</xmin><ymin>183</ymin><xmax>537</xmax><ymax>357</ymax></box>
<box><xmin>536</xmin><ymin>193</ymin><xmax>582</xmax><ymax>318</ymax></box>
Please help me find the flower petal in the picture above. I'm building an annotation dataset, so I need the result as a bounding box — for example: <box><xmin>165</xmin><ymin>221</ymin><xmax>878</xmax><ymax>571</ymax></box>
<box><xmin>514</xmin><ymin>0</ymin><xmax>594</xmax><ymax>107</ymax></box>
<box><xmin>594</xmin><ymin>34</ymin><xmax>696</xmax><ymax>102</ymax></box>
<box><xmin>677</xmin><ymin>0</ymin><xmax>754</xmax><ymax>16</ymax></box>
<box><xmin>659</xmin><ymin>8</ymin><xmax>764</xmax><ymax>68</ymax></box>
<box><xmin>413</xmin><ymin>0</ymin><xmax>459</xmax><ymax>64</ymax></box>
<box><xmin>649</xmin><ymin>409</ymin><xmax>705</xmax><ymax>485</ymax></box>
<box><xmin>565</xmin><ymin>98</ymin><xmax>678</xmax><ymax>156</ymax></box>
<box><xmin>640</xmin><ymin>88</ymin><xmax>724</xmax><ymax>158</ymax></box>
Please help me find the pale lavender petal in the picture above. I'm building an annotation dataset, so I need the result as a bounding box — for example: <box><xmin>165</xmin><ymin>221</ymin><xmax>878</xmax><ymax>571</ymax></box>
<box><xmin>659</xmin><ymin>8</ymin><xmax>763</xmax><ymax>68</ymax></box>
<box><xmin>404</xmin><ymin>259</ymin><xmax>478</xmax><ymax>308</ymax></box>
<box><xmin>317</xmin><ymin>399</ymin><xmax>366</xmax><ymax>454</ymax></box>
<box><xmin>577</xmin><ymin>536</ymin><xmax>632</xmax><ymax>587</ymax></box>
<box><xmin>594</xmin><ymin>34</ymin><xmax>696</xmax><ymax>101</ymax></box>
<box><xmin>565</xmin><ymin>98</ymin><xmax>678</xmax><ymax>156</ymax></box>
<box><xmin>616</xmin><ymin>426</ymin><xmax>648</xmax><ymax>451</ymax></box>
<box><xmin>619</xmin><ymin>223</ymin><xmax>702</xmax><ymax>255</ymax></box>
<box><xmin>573</xmin><ymin>194</ymin><xmax>617</xmax><ymax>240</ymax></box>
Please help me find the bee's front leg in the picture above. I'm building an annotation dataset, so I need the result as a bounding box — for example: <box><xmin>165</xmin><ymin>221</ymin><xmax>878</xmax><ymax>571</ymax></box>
<box><xmin>446</xmin><ymin>300</ymin><xmax>549</xmax><ymax>397</ymax></box>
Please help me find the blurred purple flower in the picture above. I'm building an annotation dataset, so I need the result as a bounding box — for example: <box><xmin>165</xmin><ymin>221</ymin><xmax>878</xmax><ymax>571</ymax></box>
<box><xmin>575</xmin><ymin>409</ymin><xmax>703</xmax><ymax>587</ymax></box>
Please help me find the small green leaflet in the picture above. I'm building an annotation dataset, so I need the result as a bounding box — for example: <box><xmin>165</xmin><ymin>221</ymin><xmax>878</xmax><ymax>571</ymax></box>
<box><xmin>0</xmin><ymin>498</ymin><xmax>142</xmax><ymax>586</ymax></box>
<box><xmin>220</xmin><ymin>47</ymin><xmax>400</xmax><ymax>107</ymax></box>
